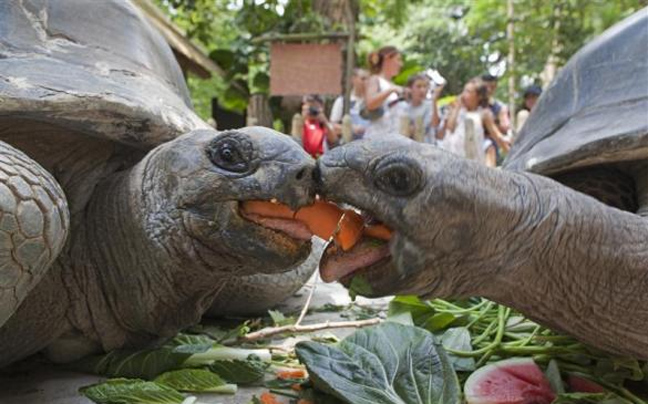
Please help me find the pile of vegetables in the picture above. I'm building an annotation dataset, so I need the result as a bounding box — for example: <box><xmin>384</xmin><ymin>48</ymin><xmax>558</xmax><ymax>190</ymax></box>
<box><xmin>76</xmin><ymin>297</ymin><xmax>647</xmax><ymax>404</ymax></box>
<box><xmin>294</xmin><ymin>297</ymin><xmax>648</xmax><ymax>404</ymax></box>
<box><xmin>76</xmin><ymin>333</ymin><xmax>272</xmax><ymax>403</ymax></box>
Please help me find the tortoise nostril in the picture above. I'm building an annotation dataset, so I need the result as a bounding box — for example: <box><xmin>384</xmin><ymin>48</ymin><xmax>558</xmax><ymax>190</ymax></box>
<box><xmin>296</xmin><ymin>167</ymin><xmax>307</xmax><ymax>180</ymax></box>
<box><xmin>312</xmin><ymin>166</ymin><xmax>321</xmax><ymax>184</ymax></box>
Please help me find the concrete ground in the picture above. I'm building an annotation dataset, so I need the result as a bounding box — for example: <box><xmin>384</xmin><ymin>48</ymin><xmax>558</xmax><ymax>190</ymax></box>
<box><xmin>0</xmin><ymin>276</ymin><xmax>391</xmax><ymax>404</ymax></box>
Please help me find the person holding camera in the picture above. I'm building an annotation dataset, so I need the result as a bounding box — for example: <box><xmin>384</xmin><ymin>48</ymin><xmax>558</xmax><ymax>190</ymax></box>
<box><xmin>362</xmin><ymin>46</ymin><xmax>405</xmax><ymax>139</ymax></box>
<box><xmin>300</xmin><ymin>95</ymin><xmax>338</xmax><ymax>158</ymax></box>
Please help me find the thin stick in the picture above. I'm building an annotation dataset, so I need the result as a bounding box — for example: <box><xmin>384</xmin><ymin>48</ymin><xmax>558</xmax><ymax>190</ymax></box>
<box><xmin>239</xmin><ymin>318</ymin><xmax>382</xmax><ymax>343</ymax></box>
<box><xmin>295</xmin><ymin>275</ymin><xmax>319</xmax><ymax>327</ymax></box>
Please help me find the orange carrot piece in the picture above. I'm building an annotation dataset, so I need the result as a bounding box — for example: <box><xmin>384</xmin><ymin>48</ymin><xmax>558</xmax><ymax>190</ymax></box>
<box><xmin>291</xmin><ymin>383</ymin><xmax>302</xmax><ymax>391</ymax></box>
<box><xmin>276</xmin><ymin>368</ymin><xmax>307</xmax><ymax>379</ymax></box>
<box><xmin>333</xmin><ymin>210</ymin><xmax>365</xmax><ymax>251</ymax></box>
<box><xmin>259</xmin><ymin>392</ymin><xmax>282</xmax><ymax>404</ymax></box>
<box><xmin>241</xmin><ymin>200</ymin><xmax>295</xmax><ymax>219</ymax></box>
<box><xmin>364</xmin><ymin>224</ymin><xmax>392</xmax><ymax>240</ymax></box>
<box><xmin>294</xmin><ymin>200</ymin><xmax>344</xmax><ymax>241</ymax></box>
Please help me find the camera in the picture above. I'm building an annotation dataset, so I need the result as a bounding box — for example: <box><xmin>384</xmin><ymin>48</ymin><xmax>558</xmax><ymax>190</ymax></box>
<box><xmin>425</xmin><ymin>68</ymin><xmax>447</xmax><ymax>86</ymax></box>
<box><xmin>308</xmin><ymin>106</ymin><xmax>320</xmax><ymax>117</ymax></box>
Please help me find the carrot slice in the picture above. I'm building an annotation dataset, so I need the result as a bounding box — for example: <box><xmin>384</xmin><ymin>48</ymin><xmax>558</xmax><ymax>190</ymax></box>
<box><xmin>364</xmin><ymin>224</ymin><xmax>392</xmax><ymax>241</ymax></box>
<box><xmin>242</xmin><ymin>199</ymin><xmax>393</xmax><ymax>250</ymax></box>
<box><xmin>260</xmin><ymin>392</ymin><xmax>282</xmax><ymax>404</ymax></box>
<box><xmin>276</xmin><ymin>368</ymin><xmax>307</xmax><ymax>379</ymax></box>
<box><xmin>333</xmin><ymin>210</ymin><xmax>365</xmax><ymax>251</ymax></box>
<box><xmin>294</xmin><ymin>200</ymin><xmax>344</xmax><ymax>241</ymax></box>
<box><xmin>241</xmin><ymin>200</ymin><xmax>295</xmax><ymax>219</ymax></box>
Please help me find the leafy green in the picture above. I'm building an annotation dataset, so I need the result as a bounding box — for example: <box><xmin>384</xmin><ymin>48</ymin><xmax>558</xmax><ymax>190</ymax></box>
<box><xmin>154</xmin><ymin>369</ymin><xmax>236</xmax><ymax>394</ymax></box>
<box><xmin>209</xmin><ymin>357</ymin><xmax>270</xmax><ymax>384</ymax></box>
<box><xmin>388</xmin><ymin>295</ymin><xmax>436</xmax><ymax>325</ymax></box>
<box><xmin>73</xmin><ymin>348</ymin><xmax>194</xmax><ymax>380</ymax></box>
<box><xmin>347</xmin><ymin>275</ymin><xmax>374</xmax><ymax>300</ymax></box>
<box><xmin>295</xmin><ymin>322</ymin><xmax>461</xmax><ymax>404</ymax></box>
<box><xmin>545</xmin><ymin>360</ymin><xmax>566</xmax><ymax>394</ymax></box>
<box><xmin>182</xmin><ymin>346</ymin><xmax>271</xmax><ymax>367</ymax></box>
<box><xmin>268</xmin><ymin>310</ymin><xmax>295</xmax><ymax>326</ymax></box>
<box><xmin>79</xmin><ymin>378</ymin><xmax>185</xmax><ymax>404</ymax></box>
<box><xmin>440</xmin><ymin>327</ymin><xmax>475</xmax><ymax>372</ymax></box>
<box><xmin>73</xmin><ymin>333</ymin><xmax>270</xmax><ymax>380</ymax></box>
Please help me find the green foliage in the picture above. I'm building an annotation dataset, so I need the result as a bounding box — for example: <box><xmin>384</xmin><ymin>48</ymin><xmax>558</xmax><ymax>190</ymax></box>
<box><xmin>358</xmin><ymin>0</ymin><xmax>645</xmax><ymax>98</ymax></box>
<box><xmin>154</xmin><ymin>369</ymin><xmax>236</xmax><ymax>393</ymax></box>
<box><xmin>296</xmin><ymin>322</ymin><xmax>461</xmax><ymax>404</ymax></box>
<box><xmin>79</xmin><ymin>378</ymin><xmax>185</xmax><ymax>404</ymax></box>
<box><xmin>153</xmin><ymin>0</ymin><xmax>643</xmax><ymax>118</ymax></box>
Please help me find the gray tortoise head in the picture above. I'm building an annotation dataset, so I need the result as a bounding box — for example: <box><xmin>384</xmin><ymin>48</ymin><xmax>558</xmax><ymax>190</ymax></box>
<box><xmin>0</xmin><ymin>0</ymin><xmax>318</xmax><ymax>366</ymax></box>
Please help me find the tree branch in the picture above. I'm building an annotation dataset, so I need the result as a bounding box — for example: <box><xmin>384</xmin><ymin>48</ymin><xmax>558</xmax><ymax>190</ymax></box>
<box><xmin>239</xmin><ymin>318</ymin><xmax>382</xmax><ymax>343</ymax></box>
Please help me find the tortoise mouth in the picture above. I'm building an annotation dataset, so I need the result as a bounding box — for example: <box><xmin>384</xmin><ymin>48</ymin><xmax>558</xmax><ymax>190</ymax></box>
<box><xmin>317</xmin><ymin>204</ymin><xmax>395</xmax><ymax>287</ymax></box>
<box><xmin>237</xmin><ymin>200</ymin><xmax>314</xmax><ymax>242</ymax></box>
<box><xmin>320</xmin><ymin>237</ymin><xmax>391</xmax><ymax>282</ymax></box>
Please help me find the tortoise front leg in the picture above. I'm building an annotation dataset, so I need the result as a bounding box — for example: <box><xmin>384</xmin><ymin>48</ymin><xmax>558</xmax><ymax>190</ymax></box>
<box><xmin>0</xmin><ymin>141</ymin><xmax>69</xmax><ymax>328</ymax></box>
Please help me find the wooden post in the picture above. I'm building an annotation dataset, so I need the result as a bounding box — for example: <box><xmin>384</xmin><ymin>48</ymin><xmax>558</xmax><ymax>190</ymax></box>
<box><xmin>341</xmin><ymin>114</ymin><xmax>353</xmax><ymax>143</ymax></box>
<box><xmin>247</xmin><ymin>94</ymin><xmax>273</xmax><ymax>128</ymax></box>
<box><xmin>507</xmin><ymin>0</ymin><xmax>516</xmax><ymax>136</ymax></box>
<box><xmin>291</xmin><ymin>113</ymin><xmax>304</xmax><ymax>143</ymax></box>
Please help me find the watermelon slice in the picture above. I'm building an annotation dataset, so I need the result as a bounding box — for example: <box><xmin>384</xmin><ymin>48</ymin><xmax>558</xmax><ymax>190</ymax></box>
<box><xmin>464</xmin><ymin>358</ymin><xmax>556</xmax><ymax>404</ymax></box>
<box><xmin>566</xmin><ymin>374</ymin><xmax>606</xmax><ymax>393</ymax></box>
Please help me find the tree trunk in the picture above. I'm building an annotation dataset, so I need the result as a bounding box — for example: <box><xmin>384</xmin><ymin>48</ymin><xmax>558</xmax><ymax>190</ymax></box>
<box><xmin>246</xmin><ymin>94</ymin><xmax>273</xmax><ymax>128</ymax></box>
<box><xmin>540</xmin><ymin>3</ymin><xmax>563</xmax><ymax>87</ymax></box>
<box><xmin>507</xmin><ymin>0</ymin><xmax>516</xmax><ymax>135</ymax></box>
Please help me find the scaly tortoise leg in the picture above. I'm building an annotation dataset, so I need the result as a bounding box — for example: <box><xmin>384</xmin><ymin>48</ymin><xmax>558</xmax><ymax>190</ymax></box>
<box><xmin>0</xmin><ymin>141</ymin><xmax>69</xmax><ymax>328</ymax></box>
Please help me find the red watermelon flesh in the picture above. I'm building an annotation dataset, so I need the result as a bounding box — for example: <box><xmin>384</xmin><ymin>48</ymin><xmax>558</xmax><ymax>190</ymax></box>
<box><xmin>464</xmin><ymin>358</ymin><xmax>556</xmax><ymax>404</ymax></box>
<box><xmin>567</xmin><ymin>374</ymin><xmax>606</xmax><ymax>393</ymax></box>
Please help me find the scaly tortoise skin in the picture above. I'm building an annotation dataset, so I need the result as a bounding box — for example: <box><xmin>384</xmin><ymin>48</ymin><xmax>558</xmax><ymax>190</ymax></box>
<box><xmin>315</xmin><ymin>9</ymin><xmax>648</xmax><ymax>359</ymax></box>
<box><xmin>0</xmin><ymin>0</ymin><xmax>318</xmax><ymax>366</ymax></box>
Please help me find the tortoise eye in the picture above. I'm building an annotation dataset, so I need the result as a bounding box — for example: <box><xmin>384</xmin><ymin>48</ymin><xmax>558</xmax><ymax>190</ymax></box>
<box><xmin>374</xmin><ymin>158</ymin><xmax>422</xmax><ymax>197</ymax></box>
<box><xmin>207</xmin><ymin>133</ymin><xmax>254</xmax><ymax>173</ymax></box>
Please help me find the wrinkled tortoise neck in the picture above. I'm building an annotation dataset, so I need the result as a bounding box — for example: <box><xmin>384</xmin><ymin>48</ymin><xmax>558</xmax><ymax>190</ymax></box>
<box><xmin>476</xmin><ymin>168</ymin><xmax>648</xmax><ymax>359</ymax></box>
<box><xmin>79</xmin><ymin>154</ymin><xmax>221</xmax><ymax>350</ymax></box>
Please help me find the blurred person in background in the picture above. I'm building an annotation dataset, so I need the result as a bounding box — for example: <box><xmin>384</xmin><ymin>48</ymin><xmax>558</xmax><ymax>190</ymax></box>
<box><xmin>400</xmin><ymin>73</ymin><xmax>444</xmax><ymax>144</ymax></box>
<box><xmin>300</xmin><ymin>95</ymin><xmax>338</xmax><ymax>158</ymax></box>
<box><xmin>329</xmin><ymin>68</ymin><xmax>370</xmax><ymax>141</ymax></box>
<box><xmin>516</xmin><ymin>85</ymin><xmax>542</xmax><ymax>132</ymax></box>
<box><xmin>362</xmin><ymin>46</ymin><xmax>405</xmax><ymax>139</ymax></box>
<box><xmin>441</xmin><ymin>77</ymin><xmax>510</xmax><ymax>167</ymax></box>
<box><xmin>482</xmin><ymin>73</ymin><xmax>511</xmax><ymax>135</ymax></box>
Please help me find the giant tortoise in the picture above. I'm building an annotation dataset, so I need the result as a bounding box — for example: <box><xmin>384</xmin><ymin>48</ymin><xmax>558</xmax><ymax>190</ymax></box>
<box><xmin>314</xmin><ymin>9</ymin><xmax>648</xmax><ymax>358</ymax></box>
<box><xmin>0</xmin><ymin>0</ymin><xmax>318</xmax><ymax>367</ymax></box>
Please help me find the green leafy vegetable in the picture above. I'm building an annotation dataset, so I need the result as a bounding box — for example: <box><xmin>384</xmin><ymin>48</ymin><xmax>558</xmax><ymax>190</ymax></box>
<box><xmin>545</xmin><ymin>359</ymin><xmax>566</xmax><ymax>394</ymax></box>
<box><xmin>440</xmin><ymin>327</ymin><xmax>475</xmax><ymax>372</ymax></box>
<box><xmin>182</xmin><ymin>346</ymin><xmax>271</xmax><ymax>367</ymax></box>
<box><xmin>154</xmin><ymin>369</ymin><xmax>237</xmax><ymax>394</ymax></box>
<box><xmin>73</xmin><ymin>348</ymin><xmax>194</xmax><ymax>380</ymax></box>
<box><xmin>73</xmin><ymin>336</ymin><xmax>270</xmax><ymax>380</ymax></box>
<box><xmin>268</xmin><ymin>310</ymin><xmax>295</xmax><ymax>326</ymax></box>
<box><xmin>209</xmin><ymin>357</ymin><xmax>269</xmax><ymax>384</ymax></box>
<box><xmin>388</xmin><ymin>295</ymin><xmax>436</xmax><ymax>325</ymax></box>
<box><xmin>295</xmin><ymin>322</ymin><xmax>461</xmax><ymax>404</ymax></box>
<box><xmin>79</xmin><ymin>378</ymin><xmax>185</xmax><ymax>404</ymax></box>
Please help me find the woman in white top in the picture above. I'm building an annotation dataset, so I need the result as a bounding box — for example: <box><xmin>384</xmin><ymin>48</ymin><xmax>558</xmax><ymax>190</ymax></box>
<box><xmin>441</xmin><ymin>77</ymin><xmax>510</xmax><ymax>167</ymax></box>
<box><xmin>363</xmin><ymin>46</ymin><xmax>404</xmax><ymax>139</ymax></box>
